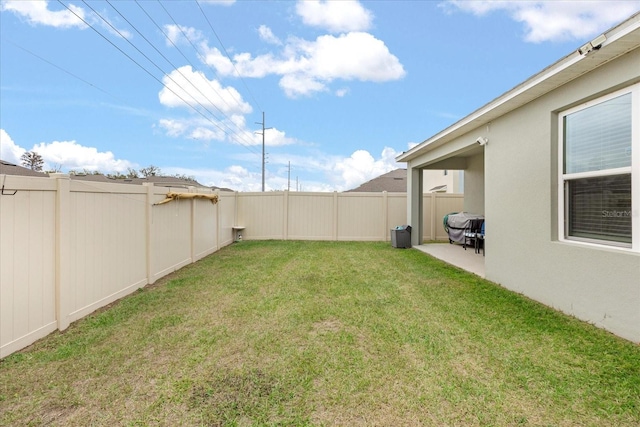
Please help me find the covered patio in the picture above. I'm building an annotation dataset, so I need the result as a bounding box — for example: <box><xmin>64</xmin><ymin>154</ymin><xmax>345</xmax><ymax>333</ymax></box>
<box><xmin>415</xmin><ymin>242</ymin><xmax>485</xmax><ymax>278</ymax></box>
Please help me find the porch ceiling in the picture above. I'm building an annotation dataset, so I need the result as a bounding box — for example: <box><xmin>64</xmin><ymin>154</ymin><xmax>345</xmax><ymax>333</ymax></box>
<box><xmin>427</xmin><ymin>144</ymin><xmax>483</xmax><ymax>170</ymax></box>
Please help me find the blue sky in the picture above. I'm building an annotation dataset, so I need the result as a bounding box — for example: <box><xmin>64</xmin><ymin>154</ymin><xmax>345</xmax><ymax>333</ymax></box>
<box><xmin>1</xmin><ymin>0</ymin><xmax>639</xmax><ymax>191</ymax></box>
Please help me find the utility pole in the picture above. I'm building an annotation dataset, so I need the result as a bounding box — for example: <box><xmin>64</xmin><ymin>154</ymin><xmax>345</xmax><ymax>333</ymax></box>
<box><xmin>255</xmin><ymin>112</ymin><xmax>272</xmax><ymax>192</ymax></box>
<box><xmin>287</xmin><ymin>161</ymin><xmax>291</xmax><ymax>191</ymax></box>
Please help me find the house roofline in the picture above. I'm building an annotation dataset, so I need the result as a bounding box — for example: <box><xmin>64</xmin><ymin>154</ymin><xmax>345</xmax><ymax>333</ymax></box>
<box><xmin>397</xmin><ymin>12</ymin><xmax>640</xmax><ymax>163</ymax></box>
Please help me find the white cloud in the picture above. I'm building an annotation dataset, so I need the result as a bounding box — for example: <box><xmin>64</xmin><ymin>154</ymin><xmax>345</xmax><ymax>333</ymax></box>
<box><xmin>258</xmin><ymin>25</ymin><xmax>282</xmax><ymax>45</ymax></box>
<box><xmin>164</xmin><ymin>24</ymin><xmax>204</xmax><ymax>47</ymax></box>
<box><xmin>296</xmin><ymin>0</ymin><xmax>373</xmax><ymax>33</ymax></box>
<box><xmin>330</xmin><ymin>146</ymin><xmax>403</xmax><ymax>191</ymax></box>
<box><xmin>163</xmin><ymin>164</ymin><xmax>264</xmax><ymax>192</ymax></box>
<box><xmin>264</xmin><ymin>128</ymin><xmax>296</xmax><ymax>147</ymax></box>
<box><xmin>158</xmin><ymin>119</ymin><xmax>188</xmax><ymax>138</ymax></box>
<box><xmin>158</xmin><ymin>114</ymin><xmax>294</xmax><ymax>147</ymax></box>
<box><xmin>162</xmin><ymin>146</ymin><xmax>402</xmax><ymax>192</ymax></box>
<box><xmin>156</xmin><ymin>65</ymin><xmax>297</xmax><ymax>146</ymax></box>
<box><xmin>0</xmin><ymin>0</ymin><xmax>86</xmax><ymax>28</ymax></box>
<box><xmin>158</xmin><ymin>65</ymin><xmax>252</xmax><ymax>115</ymax></box>
<box><xmin>158</xmin><ymin>117</ymin><xmax>228</xmax><ymax>142</ymax></box>
<box><xmin>203</xmin><ymin>32</ymin><xmax>405</xmax><ymax>98</ymax></box>
<box><xmin>166</xmin><ymin>14</ymin><xmax>403</xmax><ymax>98</ymax></box>
<box><xmin>43</xmin><ymin>143</ymin><xmax>120</xmax><ymax>173</ymax></box>
<box><xmin>0</xmin><ymin>129</ymin><xmax>26</xmax><ymax>164</ymax></box>
<box><xmin>189</xmin><ymin>126</ymin><xmax>225</xmax><ymax>142</ymax></box>
<box><xmin>304</xmin><ymin>32</ymin><xmax>404</xmax><ymax>82</ymax></box>
<box><xmin>31</xmin><ymin>140</ymin><xmax>135</xmax><ymax>173</ymax></box>
<box><xmin>1</xmin><ymin>0</ymin><xmax>132</xmax><ymax>39</ymax></box>
<box><xmin>443</xmin><ymin>0</ymin><xmax>640</xmax><ymax>42</ymax></box>
<box><xmin>279</xmin><ymin>73</ymin><xmax>328</xmax><ymax>98</ymax></box>
<box><xmin>0</xmin><ymin>131</ymin><xmax>134</xmax><ymax>173</ymax></box>
<box><xmin>202</xmin><ymin>46</ymin><xmax>237</xmax><ymax>75</ymax></box>
<box><xmin>216</xmin><ymin>165</ymin><xmax>262</xmax><ymax>191</ymax></box>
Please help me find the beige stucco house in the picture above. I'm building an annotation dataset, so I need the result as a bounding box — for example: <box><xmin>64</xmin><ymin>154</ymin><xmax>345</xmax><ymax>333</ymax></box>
<box><xmin>397</xmin><ymin>13</ymin><xmax>640</xmax><ymax>342</ymax></box>
<box><xmin>347</xmin><ymin>168</ymin><xmax>462</xmax><ymax>193</ymax></box>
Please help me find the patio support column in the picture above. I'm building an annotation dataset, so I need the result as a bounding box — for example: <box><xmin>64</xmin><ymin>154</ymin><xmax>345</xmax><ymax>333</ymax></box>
<box><xmin>407</xmin><ymin>166</ymin><xmax>423</xmax><ymax>246</ymax></box>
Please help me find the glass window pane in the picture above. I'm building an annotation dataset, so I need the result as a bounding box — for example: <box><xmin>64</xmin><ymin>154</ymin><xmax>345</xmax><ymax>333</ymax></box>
<box><xmin>564</xmin><ymin>93</ymin><xmax>631</xmax><ymax>174</ymax></box>
<box><xmin>567</xmin><ymin>174</ymin><xmax>631</xmax><ymax>244</ymax></box>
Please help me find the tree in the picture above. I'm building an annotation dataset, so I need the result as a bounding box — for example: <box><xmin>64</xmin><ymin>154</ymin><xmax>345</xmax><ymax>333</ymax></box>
<box><xmin>107</xmin><ymin>171</ymin><xmax>126</xmax><ymax>179</ymax></box>
<box><xmin>46</xmin><ymin>163</ymin><xmax>62</xmax><ymax>173</ymax></box>
<box><xmin>126</xmin><ymin>167</ymin><xmax>139</xmax><ymax>179</ymax></box>
<box><xmin>20</xmin><ymin>151</ymin><xmax>44</xmax><ymax>171</ymax></box>
<box><xmin>139</xmin><ymin>165</ymin><xmax>161</xmax><ymax>177</ymax></box>
<box><xmin>171</xmin><ymin>173</ymin><xmax>196</xmax><ymax>182</ymax></box>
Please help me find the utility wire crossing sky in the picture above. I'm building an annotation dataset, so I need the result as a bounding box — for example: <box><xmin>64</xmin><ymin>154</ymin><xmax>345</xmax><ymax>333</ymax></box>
<box><xmin>1</xmin><ymin>1</ymin><xmax>639</xmax><ymax>191</ymax></box>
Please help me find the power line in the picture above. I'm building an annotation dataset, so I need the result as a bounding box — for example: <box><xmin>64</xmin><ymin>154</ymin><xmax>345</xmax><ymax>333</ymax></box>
<box><xmin>194</xmin><ymin>0</ymin><xmax>262</xmax><ymax>112</ymax></box>
<box><xmin>82</xmin><ymin>0</ymin><xmax>248</xmax><ymax>151</ymax></box>
<box><xmin>4</xmin><ymin>39</ymin><xmax>126</xmax><ymax>104</ymax></box>
<box><xmin>107</xmin><ymin>0</ymin><xmax>260</xmax><ymax>154</ymax></box>
<box><xmin>58</xmin><ymin>0</ymin><xmax>260</xmax><ymax>158</ymax></box>
<box><xmin>43</xmin><ymin>1</ymin><xmax>271</xmax><ymax>185</ymax></box>
<box><xmin>151</xmin><ymin>0</ymin><xmax>263</xmax><ymax>152</ymax></box>
<box><xmin>159</xmin><ymin>0</ymin><xmax>257</xmax><ymax>116</ymax></box>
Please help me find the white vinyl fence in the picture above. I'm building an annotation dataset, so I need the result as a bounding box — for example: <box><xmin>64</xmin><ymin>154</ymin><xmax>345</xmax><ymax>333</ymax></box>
<box><xmin>233</xmin><ymin>191</ymin><xmax>463</xmax><ymax>242</ymax></box>
<box><xmin>1</xmin><ymin>174</ymin><xmax>462</xmax><ymax>358</ymax></box>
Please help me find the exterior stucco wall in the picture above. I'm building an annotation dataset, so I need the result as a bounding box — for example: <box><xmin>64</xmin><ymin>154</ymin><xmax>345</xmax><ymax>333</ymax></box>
<box><xmin>422</xmin><ymin>169</ymin><xmax>463</xmax><ymax>194</ymax></box>
<box><xmin>482</xmin><ymin>48</ymin><xmax>640</xmax><ymax>342</ymax></box>
<box><xmin>463</xmin><ymin>153</ymin><xmax>484</xmax><ymax>214</ymax></box>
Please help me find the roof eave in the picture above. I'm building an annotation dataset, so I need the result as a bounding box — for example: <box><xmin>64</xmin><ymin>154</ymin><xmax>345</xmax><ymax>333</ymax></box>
<box><xmin>397</xmin><ymin>12</ymin><xmax>640</xmax><ymax>163</ymax></box>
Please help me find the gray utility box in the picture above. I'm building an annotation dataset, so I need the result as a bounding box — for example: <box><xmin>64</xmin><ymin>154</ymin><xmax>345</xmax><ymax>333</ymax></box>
<box><xmin>391</xmin><ymin>225</ymin><xmax>412</xmax><ymax>248</ymax></box>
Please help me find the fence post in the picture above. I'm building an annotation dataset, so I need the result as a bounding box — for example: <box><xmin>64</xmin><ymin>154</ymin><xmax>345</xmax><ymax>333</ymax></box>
<box><xmin>333</xmin><ymin>191</ymin><xmax>338</xmax><ymax>241</ymax></box>
<box><xmin>215</xmin><ymin>190</ymin><xmax>220</xmax><ymax>250</ymax></box>
<box><xmin>430</xmin><ymin>192</ymin><xmax>437</xmax><ymax>241</ymax></box>
<box><xmin>283</xmin><ymin>190</ymin><xmax>289</xmax><ymax>241</ymax></box>
<box><xmin>188</xmin><ymin>186</ymin><xmax>196</xmax><ymax>263</ymax></box>
<box><xmin>51</xmin><ymin>174</ymin><xmax>71</xmax><ymax>331</ymax></box>
<box><xmin>143</xmin><ymin>183</ymin><xmax>155</xmax><ymax>284</ymax></box>
<box><xmin>382</xmin><ymin>191</ymin><xmax>388</xmax><ymax>241</ymax></box>
<box><xmin>234</xmin><ymin>191</ymin><xmax>239</xmax><ymax>229</ymax></box>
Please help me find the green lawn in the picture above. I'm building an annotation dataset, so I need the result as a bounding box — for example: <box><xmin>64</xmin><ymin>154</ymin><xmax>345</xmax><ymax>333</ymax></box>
<box><xmin>1</xmin><ymin>241</ymin><xmax>639</xmax><ymax>426</ymax></box>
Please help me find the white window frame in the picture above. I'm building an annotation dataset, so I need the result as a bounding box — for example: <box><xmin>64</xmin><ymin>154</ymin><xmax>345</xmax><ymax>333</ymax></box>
<box><xmin>558</xmin><ymin>83</ymin><xmax>639</xmax><ymax>252</ymax></box>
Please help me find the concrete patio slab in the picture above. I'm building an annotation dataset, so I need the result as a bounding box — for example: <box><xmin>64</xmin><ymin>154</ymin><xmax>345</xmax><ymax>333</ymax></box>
<box><xmin>414</xmin><ymin>243</ymin><xmax>485</xmax><ymax>278</ymax></box>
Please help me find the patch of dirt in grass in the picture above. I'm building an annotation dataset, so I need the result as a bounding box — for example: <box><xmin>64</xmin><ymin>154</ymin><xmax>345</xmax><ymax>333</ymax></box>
<box><xmin>188</xmin><ymin>368</ymin><xmax>285</xmax><ymax>426</ymax></box>
<box><xmin>310</xmin><ymin>319</ymin><xmax>343</xmax><ymax>335</ymax></box>
<box><xmin>29</xmin><ymin>405</ymin><xmax>78</xmax><ymax>426</ymax></box>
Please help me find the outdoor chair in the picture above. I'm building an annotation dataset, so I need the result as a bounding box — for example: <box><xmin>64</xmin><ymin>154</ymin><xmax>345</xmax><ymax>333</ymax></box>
<box><xmin>463</xmin><ymin>219</ymin><xmax>484</xmax><ymax>252</ymax></box>
<box><xmin>476</xmin><ymin>221</ymin><xmax>485</xmax><ymax>255</ymax></box>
